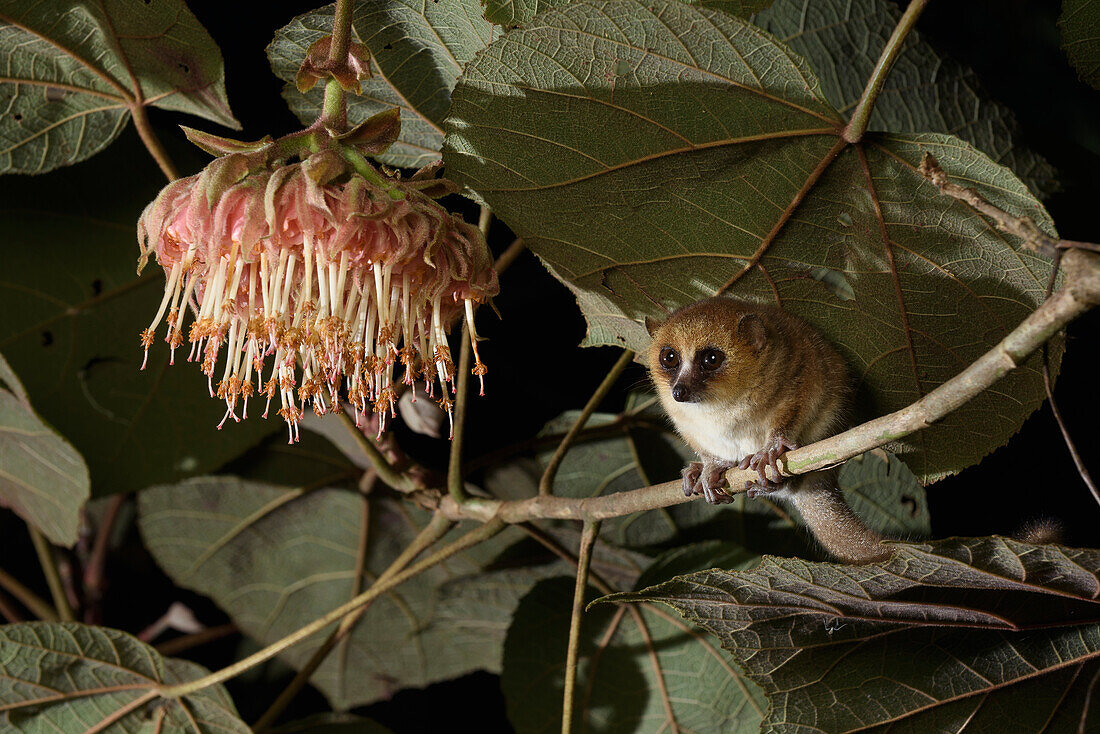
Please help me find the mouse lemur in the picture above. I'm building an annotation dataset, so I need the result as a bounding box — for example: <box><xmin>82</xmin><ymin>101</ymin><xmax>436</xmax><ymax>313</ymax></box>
<box><xmin>646</xmin><ymin>297</ymin><xmax>890</xmax><ymax>563</ymax></box>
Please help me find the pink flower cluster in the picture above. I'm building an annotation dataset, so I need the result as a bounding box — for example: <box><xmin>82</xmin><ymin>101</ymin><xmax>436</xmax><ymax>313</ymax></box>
<box><xmin>137</xmin><ymin>152</ymin><xmax>498</xmax><ymax>442</ymax></box>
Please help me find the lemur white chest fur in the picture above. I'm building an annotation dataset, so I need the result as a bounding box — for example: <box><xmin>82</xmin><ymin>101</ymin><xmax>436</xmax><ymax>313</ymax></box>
<box><xmin>664</xmin><ymin>399</ymin><xmax>768</xmax><ymax>463</ymax></box>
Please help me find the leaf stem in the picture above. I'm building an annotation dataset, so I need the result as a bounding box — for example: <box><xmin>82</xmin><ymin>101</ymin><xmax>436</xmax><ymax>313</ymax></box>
<box><xmin>253</xmin><ymin>511</ymin><xmax>455</xmax><ymax>732</ymax></box>
<box><xmin>320</xmin><ymin>0</ymin><xmax>355</xmax><ymax>133</ymax></box>
<box><xmin>157</xmin><ymin>516</ymin><xmax>505</xmax><ymax>699</ymax></box>
<box><xmin>0</xmin><ymin>565</ymin><xmax>57</xmax><ymax>622</ymax></box>
<box><xmin>493</xmin><ymin>238</ymin><xmax>527</xmax><ymax>275</ymax></box>
<box><xmin>562</xmin><ymin>520</ymin><xmax>600</xmax><ymax>734</ymax></box>
<box><xmin>540</xmin><ymin>350</ymin><xmax>635</xmax><ymax>495</ymax></box>
<box><xmin>336</xmin><ymin>411</ymin><xmax>416</xmax><ymax>492</ymax></box>
<box><xmin>155</xmin><ymin>624</ymin><xmax>239</xmax><ymax>657</ymax></box>
<box><xmin>82</xmin><ymin>494</ymin><xmax>125</xmax><ymax>624</ymax></box>
<box><xmin>130</xmin><ymin>101</ymin><xmax>179</xmax><ymax>181</ymax></box>
<box><xmin>843</xmin><ymin>0</ymin><xmax>932</xmax><ymax>143</ymax></box>
<box><xmin>448</xmin><ymin>329</ymin><xmax>473</xmax><ymax>503</ymax></box>
<box><xmin>30</xmin><ymin>529</ymin><xmax>75</xmax><ymax>622</ymax></box>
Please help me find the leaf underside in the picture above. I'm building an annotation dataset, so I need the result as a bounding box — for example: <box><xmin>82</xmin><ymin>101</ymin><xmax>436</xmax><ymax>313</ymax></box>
<box><xmin>606</xmin><ymin>537</ymin><xmax>1100</xmax><ymax>733</ymax></box>
<box><xmin>0</xmin><ymin>352</ymin><xmax>89</xmax><ymax>545</ymax></box>
<box><xmin>268</xmin><ymin>0</ymin><xmax>497</xmax><ymax>169</ymax></box>
<box><xmin>0</xmin><ymin>622</ymin><xmax>248</xmax><ymax>733</ymax></box>
<box><xmin>0</xmin><ymin>0</ymin><xmax>237</xmax><ymax>174</ymax></box>
<box><xmin>443</xmin><ymin>0</ymin><xmax>1059</xmax><ymax>484</ymax></box>
<box><xmin>138</xmin><ymin>477</ymin><xmax>561</xmax><ymax>710</ymax></box>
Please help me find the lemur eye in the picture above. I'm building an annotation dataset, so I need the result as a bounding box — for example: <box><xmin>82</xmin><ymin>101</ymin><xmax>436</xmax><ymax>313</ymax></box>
<box><xmin>699</xmin><ymin>348</ymin><xmax>725</xmax><ymax>371</ymax></box>
<box><xmin>659</xmin><ymin>347</ymin><xmax>679</xmax><ymax>370</ymax></box>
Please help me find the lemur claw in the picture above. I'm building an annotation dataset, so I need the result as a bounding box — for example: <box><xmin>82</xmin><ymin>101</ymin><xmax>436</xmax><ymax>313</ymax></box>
<box><xmin>683</xmin><ymin>460</ymin><xmax>737</xmax><ymax>504</ymax></box>
<box><xmin>682</xmin><ymin>462</ymin><xmax>703</xmax><ymax>498</ymax></box>
<box><xmin>739</xmin><ymin>434</ymin><xmax>798</xmax><ymax>497</ymax></box>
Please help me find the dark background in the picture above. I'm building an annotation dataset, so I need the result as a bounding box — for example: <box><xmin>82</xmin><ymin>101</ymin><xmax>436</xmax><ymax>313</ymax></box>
<box><xmin>2</xmin><ymin>0</ymin><xmax>1099</xmax><ymax>731</ymax></box>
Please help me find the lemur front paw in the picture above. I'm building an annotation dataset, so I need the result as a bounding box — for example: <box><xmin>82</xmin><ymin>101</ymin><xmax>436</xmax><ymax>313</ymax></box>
<box><xmin>738</xmin><ymin>434</ymin><xmax>798</xmax><ymax>496</ymax></box>
<box><xmin>682</xmin><ymin>460</ymin><xmax>737</xmax><ymax>504</ymax></box>
<box><xmin>681</xmin><ymin>462</ymin><xmax>703</xmax><ymax>498</ymax></box>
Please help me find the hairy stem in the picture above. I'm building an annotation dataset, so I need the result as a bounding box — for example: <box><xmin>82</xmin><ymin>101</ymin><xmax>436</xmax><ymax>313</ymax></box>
<box><xmin>30</xmin><ymin>529</ymin><xmax>75</xmax><ymax>622</ymax></box>
<box><xmin>157</xmin><ymin>517</ymin><xmax>505</xmax><ymax>698</ymax></box>
<box><xmin>253</xmin><ymin>512</ymin><xmax>455</xmax><ymax>732</ymax></box>
<box><xmin>540</xmin><ymin>350</ymin><xmax>636</xmax><ymax>495</ymax></box>
<box><xmin>448</xmin><ymin>329</ymin><xmax>473</xmax><ymax>502</ymax></box>
<box><xmin>336</xmin><ymin>411</ymin><xmax>416</xmax><ymax>492</ymax></box>
<box><xmin>562</xmin><ymin>521</ymin><xmax>600</xmax><ymax>734</ymax></box>
<box><xmin>130</xmin><ymin>101</ymin><xmax>179</xmax><ymax>181</ymax></box>
<box><xmin>319</xmin><ymin>0</ymin><xmax>355</xmax><ymax>132</ymax></box>
<box><xmin>0</xmin><ymin>565</ymin><xmax>57</xmax><ymax>622</ymax></box>
<box><xmin>493</xmin><ymin>238</ymin><xmax>527</xmax><ymax>275</ymax></box>
<box><xmin>843</xmin><ymin>0</ymin><xmax>932</xmax><ymax>143</ymax></box>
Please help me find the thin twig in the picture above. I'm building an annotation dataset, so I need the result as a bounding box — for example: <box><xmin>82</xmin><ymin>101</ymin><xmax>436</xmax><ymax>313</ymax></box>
<box><xmin>0</xmin><ymin>589</ymin><xmax>24</xmax><ymax>623</ymax></box>
<box><xmin>29</xmin><ymin>529</ymin><xmax>75</xmax><ymax>622</ymax></box>
<box><xmin>540</xmin><ymin>350</ymin><xmax>636</xmax><ymax>495</ymax></box>
<box><xmin>562</xmin><ymin>521</ymin><xmax>601</xmax><ymax>734</ymax></box>
<box><xmin>252</xmin><ymin>511</ymin><xmax>454</xmax><ymax>732</ymax></box>
<box><xmin>155</xmin><ymin>624</ymin><xmax>239</xmax><ymax>657</ymax></box>
<box><xmin>448</xmin><ymin>330</ymin><xmax>473</xmax><ymax>503</ymax></box>
<box><xmin>919</xmin><ymin>153</ymin><xmax>1061</xmax><ymax>255</ymax></box>
<box><xmin>83</xmin><ymin>494</ymin><xmax>126</xmax><ymax>624</ymax></box>
<box><xmin>494</xmin><ymin>238</ymin><xmax>527</xmax><ymax>275</ymax></box>
<box><xmin>0</xmin><ymin>565</ymin><xmax>57</xmax><ymax>621</ymax></box>
<box><xmin>843</xmin><ymin>0</ymin><xmax>932</xmax><ymax>142</ymax></box>
<box><xmin>157</xmin><ymin>516</ymin><xmax>503</xmax><ymax>698</ymax></box>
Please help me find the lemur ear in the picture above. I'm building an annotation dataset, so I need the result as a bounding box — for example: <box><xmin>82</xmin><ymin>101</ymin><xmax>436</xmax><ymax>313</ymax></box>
<box><xmin>737</xmin><ymin>312</ymin><xmax>767</xmax><ymax>351</ymax></box>
<box><xmin>644</xmin><ymin>315</ymin><xmax>663</xmax><ymax>336</ymax></box>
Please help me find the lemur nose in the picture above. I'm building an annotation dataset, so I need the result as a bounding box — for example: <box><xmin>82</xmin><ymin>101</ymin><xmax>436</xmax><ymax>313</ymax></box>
<box><xmin>672</xmin><ymin>384</ymin><xmax>688</xmax><ymax>402</ymax></box>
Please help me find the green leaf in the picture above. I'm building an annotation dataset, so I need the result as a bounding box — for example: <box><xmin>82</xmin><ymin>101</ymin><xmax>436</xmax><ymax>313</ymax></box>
<box><xmin>503</xmin><ymin>576</ymin><xmax>767</xmax><ymax>733</ymax></box>
<box><xmin>837</xmin><ymin>450</ymin><xmax>930</xmax><ymax>537</ymax></box>
<box><xmin>268</xmin><ymin>0</ymin><xmax>497</xmax><ymax>169</ymax></box>
<box><xmin>0</xmin><ymin>0</ymin><xmax>238</xmax><ymax>174</ymax></box>
<box><xmin>0</xmin><ymin>351</ymin><xmax>89</xmax><ymax>546</ymax></box>
<box><xmin>482</xmin><ymin>0</ymin><xmax>573</xmax><ymax>27</ymax></box>
<box><xmin>0</xmin><ymin>204</ymin><xmax>277</xmax><ymax>496</ymax></box>
<box><xmin>0</xmin><ymin>622</ymin><xmax>248</xmax><ymax>733</ymax></box>
<box><xmin>137</xmin><ymin>477</ymin><xmax>559</xmax><ymax>709</ymax></box>
<box><xmin>604</xmin><ymin>537</ymin><xmax>1100</xmax><ymax>733</ymax></box>
<box><xmin>443</xmin><ymin>0</ymin><xmax>1058</xmax><ymax>484</ymax></box>
<box><xmin>1060</xmin><ymin>0</ymin><xmax>1100</xmax><ymax>90</ymax></box>
<box><xmin>751</xmin><ymin>0</ymin><xmax>1058</xmax><ymax>197</ymax></box>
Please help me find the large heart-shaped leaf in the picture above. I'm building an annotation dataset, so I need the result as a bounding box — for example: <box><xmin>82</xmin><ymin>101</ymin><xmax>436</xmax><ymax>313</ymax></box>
<box><xmin>268</xmin><ymin>0</ymin><xmax>497</xmax><ymax>168</ymax></box>
<box><xmin>443</xmin><ymin>0</ymin><xmax>1058</xmax><ymax>483</ymax></box>
<box><xmin>604</xmin><ymin>537</ymin><xmax>1100</xmax><ymax>733</ymax></box>
<box><xmin>138</xmin><ymin>477</ymin><xmax>560</xmax><ymax>709</ymax></box>
<box><xmin>752</xmin><ymin>0</ymin><xmax>1058</xmax><ymax>197</ymax></box>
<box><xmin>0</xmin><ymin>352</ymin><xmax>89</xmax><ymax>546</ymax></box>
<box><xmin>0</xmin><ymin>0</ymin><xmax>238</xmax><ymax>174</ymax></box>
<box><xmin>0</xmin><ymin>622</ymin><xmax>248</xmax><ymax>732</ymax></box>
<box><xmin>504</xmin><ymin>551</ymin><xmax>767</xmax><ymax>733</ymax></box>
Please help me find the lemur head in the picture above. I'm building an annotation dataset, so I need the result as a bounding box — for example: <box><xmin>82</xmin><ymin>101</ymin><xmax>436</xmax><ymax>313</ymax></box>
<box><xmin>645</xmin><ymin>298</ymin><xmax>768</xmax><ymax>406</ymax></box>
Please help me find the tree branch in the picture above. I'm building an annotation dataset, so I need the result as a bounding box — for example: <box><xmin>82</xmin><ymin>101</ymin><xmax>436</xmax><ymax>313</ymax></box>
<box><xmin>434</xmin><ymin>247</ymin><xmax>1100</xmax><ymax>525</ymax></box>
